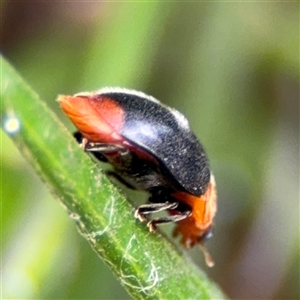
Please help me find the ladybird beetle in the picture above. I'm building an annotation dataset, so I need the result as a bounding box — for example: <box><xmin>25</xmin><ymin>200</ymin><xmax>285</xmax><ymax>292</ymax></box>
<box><xmin>58</xmin><ymin>87</ymin><xmax>217</xmax><ymax>267</ymax></box>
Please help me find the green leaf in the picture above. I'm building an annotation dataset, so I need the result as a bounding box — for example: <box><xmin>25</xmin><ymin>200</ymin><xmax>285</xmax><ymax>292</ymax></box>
<box><xmin>1</xmin><ymin>55</ymin><xmax>227</xmax><ymax>300</ymax></box>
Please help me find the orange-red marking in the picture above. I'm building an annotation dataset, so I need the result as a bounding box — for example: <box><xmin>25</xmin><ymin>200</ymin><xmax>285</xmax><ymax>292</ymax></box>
<box><xmin>58</xmin><ymin>95</ymin><xmax>124</xmax><ymax>144</ymax></box>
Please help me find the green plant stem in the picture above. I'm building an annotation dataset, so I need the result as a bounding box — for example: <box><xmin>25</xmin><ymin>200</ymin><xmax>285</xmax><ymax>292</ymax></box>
<box><xmin>1</xmin><ymin>56</ymin><xmax>227</xmax><ymax>300</ymax></box>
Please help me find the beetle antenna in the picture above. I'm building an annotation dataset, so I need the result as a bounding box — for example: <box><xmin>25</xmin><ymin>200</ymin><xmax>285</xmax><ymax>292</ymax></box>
<box><xmin>199</xmin><ymin>244</ymin><xmax>215</xmax><ymax>267</ymax></box>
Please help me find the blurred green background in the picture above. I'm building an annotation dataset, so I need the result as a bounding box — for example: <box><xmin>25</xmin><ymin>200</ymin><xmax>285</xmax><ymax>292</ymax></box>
<box><xmin>2</xmin><ymin>2</ymin><xmax>299</xmax><ymax>299</ymax></box>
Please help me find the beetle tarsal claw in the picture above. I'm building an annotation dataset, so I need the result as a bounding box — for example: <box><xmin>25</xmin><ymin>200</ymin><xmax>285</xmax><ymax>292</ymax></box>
<box><xmin>147</xmin><ymin>221</ymin><xmax>157</xmax><ymax>232</ymax></box>
<box><xmin>80</xmin><ymin>137</ymin><xmax>89</xmax><ymax>149</ymax></box>
<box><xmin>134</xmin><ymin>209</ymin><xmax>147</xmax><ymax>222</ymax></box>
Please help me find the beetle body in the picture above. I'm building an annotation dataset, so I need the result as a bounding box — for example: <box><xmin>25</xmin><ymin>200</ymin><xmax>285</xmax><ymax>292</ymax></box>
<box><xmin>59</xmin><ymin>87</ymin><xmax>217</xmax><ymax>266</ymax></box>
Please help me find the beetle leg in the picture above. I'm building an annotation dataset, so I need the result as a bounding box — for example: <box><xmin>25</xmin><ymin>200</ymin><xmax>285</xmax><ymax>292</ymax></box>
<box><xmin>73</xmin><ymin>131</ymin><xmax>108</xmax><ymax>162</ymax></box>
<box><xmin>72</xmin><ymin>131</ymin><xmax>126</xmax><ymax>154</ymax></box>
<box><xmin>147</xmin><ymin>210</ymin><xmax>191</xmax><ymax>232</ymax></box>
<box><xmin>134</xmin><ymin>202</ymin><xmax>179</xmax><ymax>222</ymax></box>
<box><xmin>84</xmin><ymin>141</ymin><xmax>127</xmax><ymax>154</ymax></box>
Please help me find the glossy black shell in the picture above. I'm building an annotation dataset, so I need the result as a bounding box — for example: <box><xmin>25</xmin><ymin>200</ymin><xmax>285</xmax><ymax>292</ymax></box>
<box><xmin>101</xmin><ymin>91</ymin><xmax>210</xmax><ymax>197</ymax></box>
